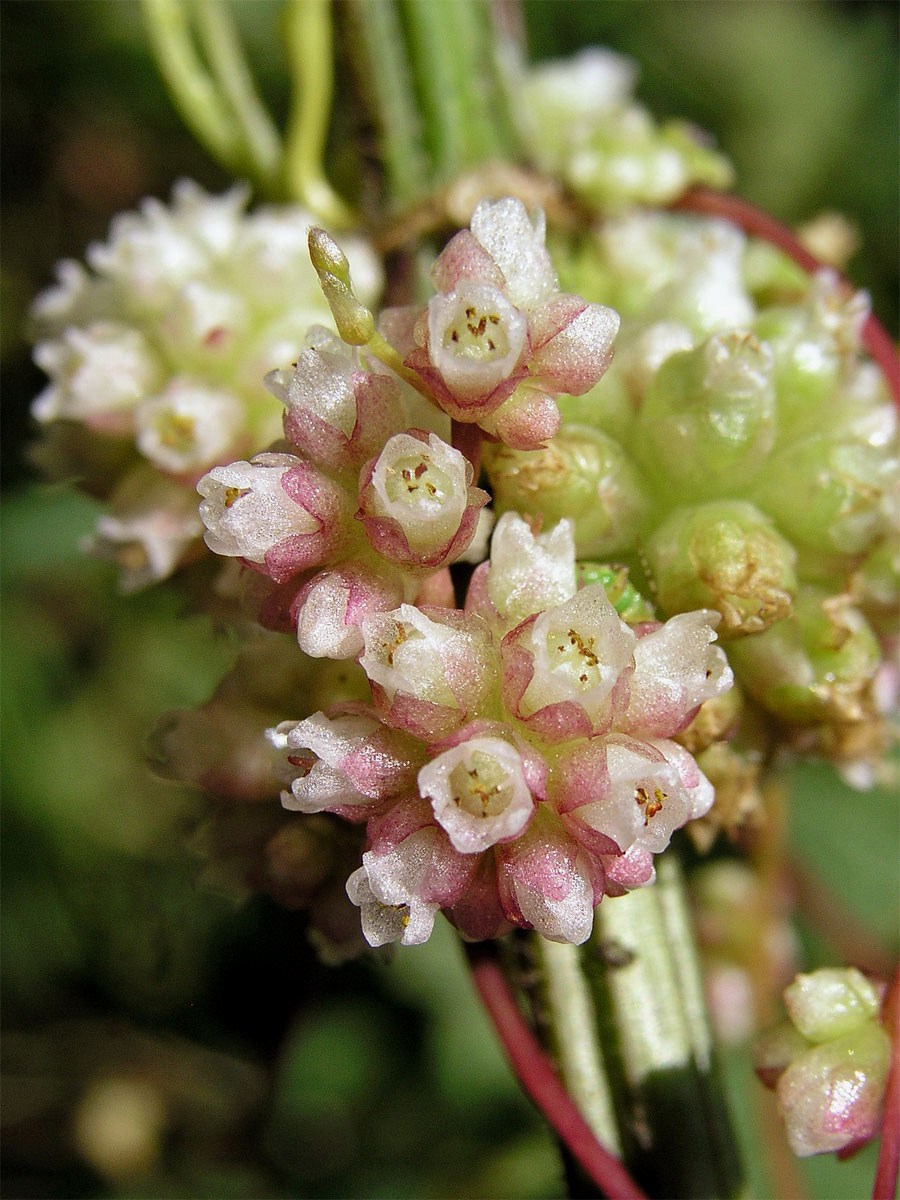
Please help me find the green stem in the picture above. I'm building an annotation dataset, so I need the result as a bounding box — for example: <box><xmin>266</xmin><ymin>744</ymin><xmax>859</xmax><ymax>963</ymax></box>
<box><xmin>141</xmin><ymin>0</ymin><xmax>246</xmax><ymax>178</ymax></box>
<box><xmin>586</xmin><ymin>862</ymin><xmax>746</xmax><ymax>1199</ymax></box>
<box><xmin>400</xmin><ymin>0</ymin><xmax>467</xmax><ymax>179</ymax></box>
<box><xmin>192</xmin><ymin>0</ymin><xmax>282</xmax><ymax>191</ymax></box>
<box><xmin>281</xmin><ymin>0</ymin><xmax>354</xmax><ymax>225</ymax></box>
<box><xmin>342</xmin><ymin>0</ymin><xmax>430</xmax><ymax>210</ymax></box>
<box><xmin>532</xmin><ymin>935</ymin><xmax>622</xmax><ymax>1154</ymax></box>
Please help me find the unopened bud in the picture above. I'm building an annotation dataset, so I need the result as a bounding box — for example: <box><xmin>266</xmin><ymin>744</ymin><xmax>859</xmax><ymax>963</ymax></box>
<box><xmin>645</xmin><ymin>500</ymin><xmax>797</xmax><ymax>636</ymax></box>
<box><xmin>316</xmin><ymin>273</ymin><xmax>375</xmax><ymax>346</ymax></box>
<box><xmin>637</xmin><ymin>331</ymin><xmax>777</xmax><ymax>503</ymax></box>
<box><xmin>308</xmin><ymin>227</ymin><xmax>352</xmax><ymax>286</ymax></box>
<box><xmin>484</xmin><ymin>426</ymin><xmax>650</xmax><ymax>558</ymax></box>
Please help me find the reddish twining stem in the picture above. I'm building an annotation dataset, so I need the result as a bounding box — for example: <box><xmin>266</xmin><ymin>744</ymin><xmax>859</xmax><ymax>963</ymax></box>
<box><xmin>465</xmin><ymin>941</ymin><xmax>647</xmax><ymax>1200</ymax></box>
<box><xmin>873</xmin><ymin>964</ymin><xmax>900</xmax><ymax>1200</ymax></box>
<box><xmin>674</xmin><ymin>187</ymin><xmax>900</xmax><ymax>407</ymax></box>
<box><xmin>451</xmin><ymin>418</ymin><xmax>484</xmax><ymax>478</ymax></box>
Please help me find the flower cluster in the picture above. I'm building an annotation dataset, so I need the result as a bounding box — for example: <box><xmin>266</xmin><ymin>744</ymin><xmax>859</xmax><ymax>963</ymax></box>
<box><xmin>486</xmin><ymin>210</ymin><xmax>899</xmax><ymax>780</ymax></box>
<box><xmin>197</xmin><ymin>325</ymin><xmax>485</xmax><ymax>659</ymax></box>
<box><xmin>753</xmin><ymin>967</ymin><xmax>892</xmax><ymax>1156</ymax></box>
<box><xmin>195</xmin><ymin>196</ymin><xmax>620</xmax><ymax>657</ymax></box>
<box><xmin>268</xmin><ymin>514</ymin><xmax>732</xmax><ymax>948</ymax></box>
<box><xmin>516</xmin><ymin>48</ymin><xmax>733</xmax><ymax>211</ymax></box>
<box><xmin>30</xmin><ymin>181</ymin><xmax>382</xmax><ymax>590</ymax></box>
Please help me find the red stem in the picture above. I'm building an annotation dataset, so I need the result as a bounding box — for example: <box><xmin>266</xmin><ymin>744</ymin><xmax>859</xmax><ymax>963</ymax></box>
<box><xmin>465</xmin><ymin>941</ymin><xmax>647</xmax><ymax>1200</ymax></box>
<box><xmin>673</xmin><ymin>187</ymin><xmax>900</xmax><ymax>406</ymax></box>
<box><xmin>451</xmin><ymin>418</ymin><xmax>484</xmax><ymax>478</ymax></box>
<box><xmin>873</xmin><ymin>964</ymin><xmax>900</xmax><ymax>1200</ymax></box>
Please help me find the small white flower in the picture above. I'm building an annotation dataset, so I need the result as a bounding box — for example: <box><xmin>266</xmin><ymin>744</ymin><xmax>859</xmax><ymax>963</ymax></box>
<box><xmin>427</xmin><ymin>284</ymin><xmax>527</xmax><ymax>404</ymax></box>
<box><xmin>33</xmin><ymin>323</ymin><xmax>164</xmax><ymax>425</ymax></box>
<box><xmin>485</xmin><ymin>513</ymin><xmax>577</xmax><ymax>628</ymax></box>
<box><xmin>136</xmin><ymin>381</ymin><xmax>245</xmax><ymax>474</ymax></box>
<box><xmin>419</xmin><ymin>736</ymin><xmax>535</xmax><ymax>853</ymax></box>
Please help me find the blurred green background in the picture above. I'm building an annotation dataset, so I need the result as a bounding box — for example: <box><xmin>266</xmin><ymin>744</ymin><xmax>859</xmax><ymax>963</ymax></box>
<box><xmin>2</xmin><ymin>3</ymin><xmax>898</xmax><ymax>1197</ymax></box>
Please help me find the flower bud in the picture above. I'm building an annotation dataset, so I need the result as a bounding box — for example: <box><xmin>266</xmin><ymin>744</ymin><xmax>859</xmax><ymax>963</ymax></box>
<box><xmin>851</xmin><ymin>540</ymin><xmax>900</xmax><ymax>636</ymax></box>
<box><xmin>307</xmin><ymin>226</ymin><xmax>353</xmax><ymax>286</ymax></box>
<box><xmin>485</xmin><ymin>427</ymin><xmax>650</xmax><ymax>559</ymax></box>
<box><xmin>754</xmin><ymin>966</ymin><xmax>892</xmax><ymax>1157</ymax></box>
<box><xmin>636</xmin><ymin>331</ymin><xmax>777</xmax><ymax>503</ymax></box>
<box><xmin>784</xmin><ymin>968</ymin><xmax>882</xmax><ymax>1043</ymax></box>
<box><xmin>645</xmin><ymin>500</ymin><xmax>797</xmax><ymax>636</ymax></box>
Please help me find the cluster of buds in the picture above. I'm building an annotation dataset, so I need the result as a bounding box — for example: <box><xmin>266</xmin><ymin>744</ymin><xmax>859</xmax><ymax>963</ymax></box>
<box><xmin>516</xmin><ymin>48</ymin><xmax>733</xmax><ymax>211</ymax></box>
<box><xmin>487</xmin><ymin>209</ymin><xmax>898</xmax><ymax>787</ymax></box>
<box><xmin>268</xmin><ymin>513</ymin><xmax>732</xmax><ymax>948</ymax></box>
<box><xmin>753</xmin><ymin>967</ymin><xmax>892</xmax><ymax>1156</ymax></box>
<box><xmin>29</xmin><ymin>181</ymin><xmax>382</xmax><ymax>590</ymax></box>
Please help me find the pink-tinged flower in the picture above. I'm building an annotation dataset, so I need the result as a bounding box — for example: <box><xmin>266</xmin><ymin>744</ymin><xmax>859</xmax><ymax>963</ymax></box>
<box><xmin>401</xmin><ymin>197</ymin><xmax>619</xmax><ymax>446</ymax></box>
<box><xmin>497</xmin><ymin>808</ymin><xmax>600</xmax><ymax>945</ymax></box>
<box><xmin>347</xmin><ymin>798</ymin><xmax>479</xmax><ymax>946</ymax></box>
<box><xmin>501</xmin><ymin>584</ymin><xmax>636</xmax><ymax>740</ymax></box>
<box><xmin>554</xmin><ymin>733</ymin><xmax>694</xmax><ymax>857</ymax></box>
<box><xmin>621</xmin><ymin>611</ymin><xmax>733</xmax><ymax>737</ymax></box>
<box><xmin>197</xmin><ymin>452</ymin><xmax>351</xmax><ymax>584</ymax></box>
<box><xmin>418</xmin><ymin>734</ymin><xmax>537</xmax><ymax>853</ymax></box>
<box><xmin>357</xmin><ymin>430</ymin><xmax>488</xmax><ymax>570</ymax></box>
<box><xmin>292</xmin><ymin>562</ymin><xmax>407</xmax><ymax>660</ymax></box>
<box><xmin>360</xmin><ymin>605</ymin><xmax>498</xmax><ymax>740</ymax></box>
<box><xmin>269</xmin><ymin>709</ymin><xmax>423</xmax><ymax>821</ymax></box>
<box><xmin>265</xmin><ymin>327</ymin><xmax>402</xmax><ymax>473</ymax></box>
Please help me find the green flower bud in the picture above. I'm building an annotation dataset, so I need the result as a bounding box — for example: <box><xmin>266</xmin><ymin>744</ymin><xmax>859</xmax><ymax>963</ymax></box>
<box><xmin>752</xmin><ymin>278</ymin><xmax>868</xmax><ymax>433</ymax></box>
<box><xmin>308</xmin><ymin>228</ymin><xmax>375</xmax><ymax>346</ymax></box>
<box><xmin>575</xmin><ymin>561</ymin><xmax>655</xmax><ymax>623</ymax></box>
<box><xmin>308</xmin><ymin>226</ymin><xmax>352</xmax><ymax>286</ymax></box>
<box><xmin>636</xmin><ymin>332</ymin><xmax>777</xmax><ymax>504</ymax></box>
<box><xmin>645</xmin><ymin>501</ymin><xmax>797</xmax><ymax>636</ymax></box>
<box><xmin>783</xmin><ymin>968</ymin><xmax>881</xmax><ymax>1044</ymax></box>
<box><xmin>484</xmin><ymin>426</ymin><xmax>650</xmax><ymax>558</ymax></box>
<box><xmin>728</xmin><ymin>586</ymin><xmax>881</xmax><ymax>726</ymax></box>
<box><xmin>752</xmin><ymin>434</ymin><xmax>895</xmax><ymax>557</ymax></box>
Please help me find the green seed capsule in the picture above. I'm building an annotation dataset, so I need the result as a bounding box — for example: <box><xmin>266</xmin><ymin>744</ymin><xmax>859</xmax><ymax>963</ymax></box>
<box><xmin>484</xmin><ymin>425</ymin><xmax>650</xmax><ymax>558</ymax></box>
<box><xmin>636</xmin><ymin>331</ymin><xmax>777</xmax><ymax>504</ymax></box>
<box><xmin>727</xmin><ymin>585</ymin><xmax>881</xmax><ymax>726</ymax></box>
<box><xmin>645</xmin><ymin>500</ymin><xmax>796</xmax><ymax>636</ymax></box>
